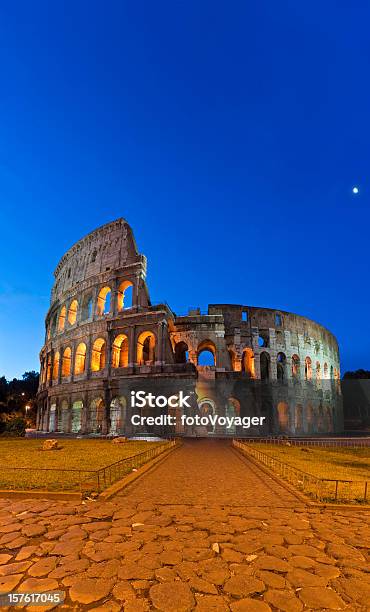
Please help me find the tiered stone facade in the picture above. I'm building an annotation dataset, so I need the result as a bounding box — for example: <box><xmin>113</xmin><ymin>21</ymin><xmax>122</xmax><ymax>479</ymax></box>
<box><xmin>37</xmin><ymin>219</ymin><xmax>343</xmax><ymax>436</ymax></box>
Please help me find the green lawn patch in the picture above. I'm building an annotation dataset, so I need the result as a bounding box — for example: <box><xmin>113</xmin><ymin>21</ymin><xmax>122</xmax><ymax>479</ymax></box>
<box><xmin>0</xmin><ymin>438</ymin><xmax>162</xmax><ymax>491</ymax></box>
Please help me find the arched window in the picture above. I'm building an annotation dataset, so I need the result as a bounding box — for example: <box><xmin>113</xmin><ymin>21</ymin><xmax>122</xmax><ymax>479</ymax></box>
<box><xmin>62</xmin><ymin>347</ymin><xmax>72</xmax><ymax>377</ymax></box>
<box><xmin>112</xmin><ymin>334</ymin><xmax>129</xmax><ymax>368</ymax></box>
<box><xmin>277</xmin><ymin>402</ymin><xmax>289</xmax><ymax>432</ymax></box>
<box><xmin>324</xmin><ymin>363</ymin><xmax>328</xmax><ymax>379</ymax></box>
<box><xmin>46</xmin><ymin>354</ymin><xmax>52</xmax><ymax>382</ymax></box>
<box><xmin>242</xmin><ymin>348</ymin><xmax>255</xmax><ymax>377</ymax></box>
<box><xmin>91</xmin><ymin>338</ymin><xmax>106</xmax><ymax>371</ymax></box>
<box><xmin>316</xmin><ymin>362</ymin><xmax>321</xmax><ymax>387</ymax></box>
<box><xmin>82</xmin><ymin>294</ymin><xmax>93</xmax><ymax>320</ymax></box>
<box><xmin>89</xmin><ymin>398</ymin><xmax>105</xmax><ymax>433</ymax></box>
<box><xmin>71</xmin><ymin>400</ymin><xmax>83</xmax><ymax>433</ymax></box>
<box><xmin>117</xmin><ymin>280</ymin><xmax>134</xmax><ymax>311</ymax></box>
<box><xmin>68</xmin><ymin>300</ymin><xmax>78</xmax><ymax>325</ymax></box>
<box><xmin>197</xmin><ymin>340</ymin><xmax>216</xmax><ymax>367</ymax></box>
<box><xmin>295</xmin><ymin>404</ymin><xmax>303</xmax><ymax>431</ymax></box>
<box><xmin>275</xmin><ymin>313</ymin><xmax>282</xmax><ymax>327</ymax></box>
<box><xmin>291</xmin><ymin>355</ymin><xmax>300</xmax><ymax>378</ymax></box>
<box><xmin>305</xmin><ymin>357</ymin><xmax>312</xmax><ymax>380</ymax></box>
<box><xmin>258</xmin><ymin>334</ymin><xmax>268</xmax><ymax>348</ymax></box>
<box><xmin>60</xmin><ymin>400</ymin><xmax>69</xmax><ymax>432</ymax></box>
<box><xmin>306</xmin><ymin>404</ymin><xmax>314</xmax><ymax>433</ymax></box>
<box><xmin>137</xmin><ymin>331</ymin><xmax>156</xmax><ymax>365</ymax></box>
<box><xmin>58</xmin><ymin>306</ymin><xmax>66</xmax><ymax>332</ymax></box>
<box><xmin>74</xmin><ymin>342</ymin><xmax>87</xmax><ymax>375</ymax></box>
<box><xmin>51</xmin><ymin>315</ymin><xmax>57</xmax><ymax>337</ymax></box>
<box><xmin>277</xmin><ymin>352</ymin><xmax>286</xmax><ymax>380</ymax></box>
<box><xmin>260</xmin><ymin>352</ymin><xmax>270</xmax><ymax>380</ymax></box>
<box><xmin>110</xmin><ymin>397</ymin><xmax>126</xmax><ymax>435</ymax></box>
<box><xmin>175</xmin><ymin>341</ymin><xmax>189</xmax><ymax>364</ymax></box>
<box><xmin>52</xmin><ymin>351</ymin><xmax>60</xmax><ymax>381</ymax></box>
<box><xmin>226</xmin><ymin>398</ymin><xmax>241</xmax><ymax>434</ymax></box>
<box><xmin>96</xmin><ymin>287</ymin><xmax>112</xmax><ymax>316</ymax></box>
<box><xmin>41</xmin><ymin>359</ymin><xmax>47</xmax><ymax>384</ymax></box>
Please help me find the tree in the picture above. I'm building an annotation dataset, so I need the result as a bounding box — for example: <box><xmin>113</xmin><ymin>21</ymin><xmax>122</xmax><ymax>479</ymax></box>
<box><xmin>343</xmin><ymin>370</ymin><xmax>370</xmax><ymax>380</ymax></box>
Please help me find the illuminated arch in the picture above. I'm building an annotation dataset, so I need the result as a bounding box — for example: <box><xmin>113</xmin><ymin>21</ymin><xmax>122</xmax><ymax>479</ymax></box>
<box><xmin>198</xmin><ymin>398</ymin><xmax>216</xmax><ymax>432</ymax></box>
<box><xmin>96</xmin><ymin>286</ymin><xmax>112</xmax><ymax>316</ymax></box>
<box><xmin>117</xmin><ymin>280</ymin><xmax>134</xmax><ymax>311</ymax></box>
<box><xmin>292</xmin><ymin>354</ymin><xmax>300</xmax><ymax>378</ymax></box>
<box><xmin>112</xmin><ymin>334</ymin><xmax>129</xmax><ymax>368</ymax></box>
<box><xmin>305</xmin><ymin>357</ymin><xmax>312</xmax><ymax>380</ymax></box>
<box><xmin>74</xmin><ymin>342</ymin><xmax>87</xmax><ymax>375</ymax></box>
<box><xmin>197</xmin><ymin>340</ymin><xmax>216</xmax><ymax>367</ymax></box>
<box><xmin>58</xmin><ymin>306</ymin><xmax>66</xmax><ymax>332</ymax></box>
<box><xmin>137</xmin><ymin>331</ymin><xmax>156</xmax><ymax>365</ymax></box>
<box><xmin>68</xmin><ymin>300</ymin><xmax>78</xmax><ymax>325</ymax></box>
<box><xmin>52</xmin><ymin>351</ymin><xmax>60</xmax><ymax>381</ymax></box>
<box><xmin>241</xmin><ymin>348</ymin><xmax>254</xmax><ymax>377</ymax></box>
<box><xmin>46</xmin><ymin>354</ymin><xmax>52</xmax><ymax>382</ymax></box>
<box><xmin>91</xmin><ymin>338</ymin><xmax>106</xmax><ymax>371</ymax></box>
<box><xmin>61</xmin><ymin>347</ymin><xmax>72</xmax><ymax>377</ymax></box>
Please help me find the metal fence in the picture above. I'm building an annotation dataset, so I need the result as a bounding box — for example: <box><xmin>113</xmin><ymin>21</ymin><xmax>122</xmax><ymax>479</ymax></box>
<box><xmin>233</xmin><ymin>440</ymin><xmax>369</xmax><ymax>503</ymax></box>
<box><xmin>0</xmin><ymin>441</ymin><xmax>176</xmax><ymax>494</ymax></box>
<box><xmin>237</xmin><ymin>437</ymin><xmax>370</xmax><ymax>448</ymax></box>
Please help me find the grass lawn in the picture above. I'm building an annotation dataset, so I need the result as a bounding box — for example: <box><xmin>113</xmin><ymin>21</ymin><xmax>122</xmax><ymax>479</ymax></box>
<box><xmin>249</xmin><ymin>443</ymin><xmax>370</xmax><ymax>502</ymax></box>
<box><xmin>0</xmin><ymin>438</ymin><xmax>163</xmax><ymax>492</ymax></box>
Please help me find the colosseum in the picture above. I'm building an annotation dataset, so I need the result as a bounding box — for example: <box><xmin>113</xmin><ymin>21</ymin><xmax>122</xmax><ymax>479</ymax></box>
<box><xmin>37</xmin><ymin>218</ymin><xmax>343</xmax><ymax>437</ymax></box>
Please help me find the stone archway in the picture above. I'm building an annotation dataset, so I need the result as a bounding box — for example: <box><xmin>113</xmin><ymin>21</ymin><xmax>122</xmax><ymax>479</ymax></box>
<box><xmin>198</xmin><ymin>398</ymin><xmax>216</xmax><ymax>434</ymax></box>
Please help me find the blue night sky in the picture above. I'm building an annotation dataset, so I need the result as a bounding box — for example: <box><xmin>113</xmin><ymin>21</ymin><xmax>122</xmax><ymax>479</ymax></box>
<box><xmin>0</xmin><ymin>1</ymin><xmax>369</xmax><ymax>379</ymax></box>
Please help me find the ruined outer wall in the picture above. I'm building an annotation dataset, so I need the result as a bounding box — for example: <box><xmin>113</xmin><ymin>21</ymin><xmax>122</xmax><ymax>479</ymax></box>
<box><xmin>51</xmin><ymin>219</ymin><xmax>143</xmax><ymax>304</ymax></box>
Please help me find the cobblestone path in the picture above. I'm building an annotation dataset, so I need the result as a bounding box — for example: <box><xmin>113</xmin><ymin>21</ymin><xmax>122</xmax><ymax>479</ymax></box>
<box><xmin>0</xmin><ymin>440</ymin><xmax>369</xmax><ymax>611</ymax></box>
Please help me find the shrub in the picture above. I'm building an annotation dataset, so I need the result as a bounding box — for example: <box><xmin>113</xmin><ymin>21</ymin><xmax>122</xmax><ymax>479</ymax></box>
<box><xmin>4</xmin><ymin>417</ymin><xmax>26</xmax><ymax>437</ymax></box>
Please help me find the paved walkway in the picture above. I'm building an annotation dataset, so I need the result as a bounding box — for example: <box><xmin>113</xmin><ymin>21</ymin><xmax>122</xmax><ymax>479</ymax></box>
<box><xmin>0</xmin><ymin>440</ymin><xmax>369</xmax><ymax>611</ymax></box>
<box><xmin>118</xmin><ymin>439</ymin><xmax>303</xmax><ymax>507</ymax></box>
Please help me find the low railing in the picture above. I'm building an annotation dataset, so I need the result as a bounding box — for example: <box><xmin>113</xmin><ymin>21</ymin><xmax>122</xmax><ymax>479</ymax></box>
<box><xmin>0</xmin><ymin>441</ymin><xmax>176</xmax><ymax>494</ymax></box>
<box><xmin>233</xmin><ymin>440</ymin><xmax>369</xmax><ymax>503</ymax></box>
<box><xmin>88</xmin><ymin>440</ymin><xmax>176</xmax><ymax>493</ymax></box>
<box><xmin>237</xmin><ymin>437</ymin><xmax>370</xmax><ymax>448</ymax></box>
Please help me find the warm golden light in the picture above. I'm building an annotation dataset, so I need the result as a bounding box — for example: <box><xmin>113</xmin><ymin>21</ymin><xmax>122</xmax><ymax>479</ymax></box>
<box><xmin>74</xmin><ymin>342</ymin><xmax>87</xmax><ymax>374</ymax></box>
<box><xmin>112</xmin><ymin>334</ymin><xmax>129</xmax><ymax>368</ymax></box>
<box><xmin>68</xmin><ymin>299</ymin><xmax>78</xmax><ymax>325</ymax></box>
<box><xmin>58</xmin><ymin>306</ymin><xmax>66</xmax><ymax>332</ymax></box>
<box><xmin>96</xmin><ymin>287</ymin><xmax>111</xmax><ymax>315</ymax></box>
<box><xmin>52</xmin><ymin>351</ymin><xmax>60</xmax><ymax>380</ymax></box>
<box><xmin>91</xmin><ymin>338</ymin><xmax>106</xmax><ymax>371</ymax></box>
<box><xmin>117</xmin><ymin>280</ymin><xmax>133</xmax><ymax>311</ymax></box>
<box><xmin>137</xmin><ymin>331</ymin><xmax>156</xmax><ymax>365</ymax></box>
<box><xmin>61</xmin><ymin>347</ymin><xmax>72</xmax><ymax>377</ymax></box>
